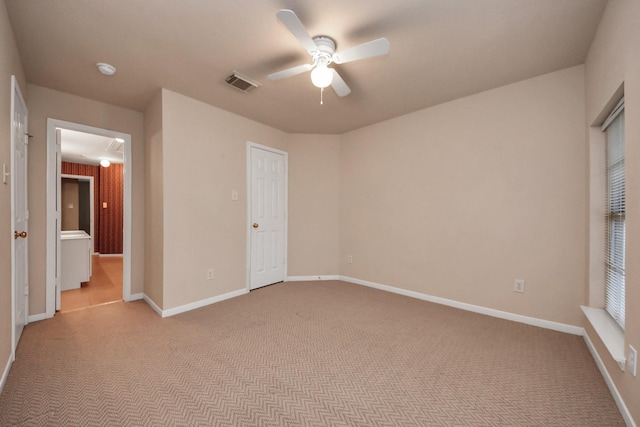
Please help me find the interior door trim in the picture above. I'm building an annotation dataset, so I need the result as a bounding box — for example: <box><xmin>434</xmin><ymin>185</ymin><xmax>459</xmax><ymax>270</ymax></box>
<box><xmin>45</xmin><ymin>119</ymin><xmax>132</xmax><ymax>317</ymax></box>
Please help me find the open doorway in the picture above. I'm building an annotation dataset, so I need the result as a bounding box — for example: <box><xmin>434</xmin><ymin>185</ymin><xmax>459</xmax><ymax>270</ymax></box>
<box><xmin>59</xmin><ymin>170</ymin><xmax>122</xmax><ymax>311</ymax></box>
<box><xmin>45</xmin><ymin>120</ymin><xmax>132</xmax><ymax>317</ymax></box>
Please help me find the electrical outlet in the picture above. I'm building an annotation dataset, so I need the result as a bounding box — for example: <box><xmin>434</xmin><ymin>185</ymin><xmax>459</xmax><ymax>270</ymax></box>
<box><xmin>629</xmin><ymin>345</ymin><xmax>637</xmax><ymax>377</ymax></box>
<box><xmin>207</xmin><ymin>268</ymin><xmax>214</xmax><ymax>280</ymax></box>
<box><xmin>347</xmin><ymin>255</ymin><xmax>353</xmax><ymax>264</ymax></box>
<box><xmin>514</xmin><ymin>279</ymin><xmax>525</xmax><ymax>293</ymax></box>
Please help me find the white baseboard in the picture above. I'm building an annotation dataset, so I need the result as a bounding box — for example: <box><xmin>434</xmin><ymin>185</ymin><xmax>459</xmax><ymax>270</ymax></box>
<box><xmin>287</xmin><ymin>275</ymin><xmax>340</xmax><ymax>282</ymax></box>
<box><xmin>583</xmin><ymin>333</ymin><xmax>637</xmax><ymax>427</ymax></box>
<box><xmin>97</xmin><ymin>253</ymin><xmax>123</xmax><ymax>258</ymax></box>
<box><xmin>1</xmin><ymin>352</ymin><xmax>12</xmax><ymax>395</ymax></box>
<box><xmin>28</xmin><ymin>313</ymin><xmax>47</xmax><ymax>323</ymax></box>
<box><xmin>142</xmin><ymin>294</ymin><xmax>163</xmax><ymax>317</ymax></box>
<box><xmin>143</xmin><ymin>288</ymin><xmax>249</xmax><ymax>318</ymax></box>
<box><xmin>128</xmin><ymin>292</ymin><xmax>144</xmax><ymax>301</ymax></box>
<box><xmin>339</xmin><ymin>275</ymin><xmax>584</xmax><ymax>336</ymax></box>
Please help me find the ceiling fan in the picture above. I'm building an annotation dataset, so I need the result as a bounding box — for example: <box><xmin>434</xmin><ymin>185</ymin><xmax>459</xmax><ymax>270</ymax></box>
<box><xmin>268</xmin><ymin>9</ymin><xmax>390</xmax><ymax>101</ymax></box>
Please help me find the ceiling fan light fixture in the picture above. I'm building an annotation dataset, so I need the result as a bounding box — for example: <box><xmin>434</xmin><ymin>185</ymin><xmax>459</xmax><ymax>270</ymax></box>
<box><xmin>311</xmin><ymin>65</ymin><xmax>333</xmax><ymax>88</ymax></box>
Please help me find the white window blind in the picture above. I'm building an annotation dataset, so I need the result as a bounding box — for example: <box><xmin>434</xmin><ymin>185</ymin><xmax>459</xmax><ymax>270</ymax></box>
<box><xmin>603</xmin><ymin>99</ymin><xmax>625</xmax><ymax>330</ymax></box>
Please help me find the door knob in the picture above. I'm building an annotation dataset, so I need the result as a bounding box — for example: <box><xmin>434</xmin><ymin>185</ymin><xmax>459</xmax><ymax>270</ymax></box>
<box><xmin>252</xmin><ymin>223</ymin><xmax>259</xmax><ymax>228</ymax></box>
<box><xmin>14</xmin><ymin>231</ymin><xmax>27</xmax><ymax>239</ymax></box>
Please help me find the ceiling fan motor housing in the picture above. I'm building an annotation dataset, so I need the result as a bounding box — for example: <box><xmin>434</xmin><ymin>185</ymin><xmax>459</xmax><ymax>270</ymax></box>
<box><xmin>311</xmin><ymin>36</ymin><xmax>336</xmax><ymax>66</ymax></box>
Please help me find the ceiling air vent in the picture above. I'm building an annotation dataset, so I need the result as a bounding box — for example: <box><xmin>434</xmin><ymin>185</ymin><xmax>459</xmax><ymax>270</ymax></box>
<box><xmin>225</xmin><ymin>72</ymin><xmax>261</xmax><ymax>93</ymax></box>
<box><xmin>106</xmin><ymin>138</ymin><xmax>124</xmax><ymax>153</ymax></box>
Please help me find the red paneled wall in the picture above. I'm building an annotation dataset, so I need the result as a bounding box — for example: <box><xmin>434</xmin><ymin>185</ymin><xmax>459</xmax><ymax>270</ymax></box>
<box><xmin>99</xmin><ymin>163</ymin><xmax>123</xmax><ymax>254</ymax></box>
<box><xmin>61</xmin><ymin>162</ymin><xmax>123</xmax><ymax>254</ymax></box>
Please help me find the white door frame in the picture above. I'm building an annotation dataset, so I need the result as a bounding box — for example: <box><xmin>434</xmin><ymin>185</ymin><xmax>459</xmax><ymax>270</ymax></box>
<box><xmin>46</xmin><ymin>119</ymin><xmax>132</xmax><ymax>317</ymax></box>
<box><xmin>246</xmin><ymin>141</ymin><xmax>288</xmax><ymax>290</ymax></box>
<box><xmin>10</xmin><ymin>75</ymin><xmax>28</xmax><ymax>358</ymax></box>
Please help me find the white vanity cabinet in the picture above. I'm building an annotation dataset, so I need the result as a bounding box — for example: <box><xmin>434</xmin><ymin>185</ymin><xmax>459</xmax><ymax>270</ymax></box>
<box><xmin>61</xmin><ymin>230</ymin><xmax>92</xmax><ymax>290</ymax></box>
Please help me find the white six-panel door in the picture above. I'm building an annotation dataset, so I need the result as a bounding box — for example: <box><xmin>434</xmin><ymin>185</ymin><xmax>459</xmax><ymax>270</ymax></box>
<box><xmin>249</xmin><ymin>145</ymin><xmax>286</xmax><ymax>290</ymax></box>
<box><xmin>11</xmin><ymin>76</ymin><xmax>28</xmax><ymax>356</ymax></box>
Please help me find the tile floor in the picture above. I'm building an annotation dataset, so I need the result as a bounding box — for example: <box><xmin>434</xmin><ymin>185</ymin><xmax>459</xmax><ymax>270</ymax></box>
<box><xmin>59</xmin><ymin>255</ymin><xmax>123</xmax><ymax>312</ymax></box>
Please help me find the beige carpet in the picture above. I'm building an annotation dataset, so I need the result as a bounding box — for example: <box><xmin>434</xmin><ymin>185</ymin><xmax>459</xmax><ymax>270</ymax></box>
<box><xmin>0</xmin><ymin>281</ymin><xmax>625</xmax><ymax>426</ymax></box>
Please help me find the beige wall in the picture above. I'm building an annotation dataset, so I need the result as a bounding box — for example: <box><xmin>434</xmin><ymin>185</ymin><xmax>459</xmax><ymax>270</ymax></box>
<box><xmin>145</xmin><ymin>91</ymin><xmax>343</xmax><ymax>310</ymax></box>
<box><xmin>288</xmin><ymin>134</ymin><xmax>341</xmax><ymax>276</ymax></box>
<box><xmin>26</xmin><ymin>84</ymin><xmax>145</xmax><ymax>314</ymax></box>
<box><xmin>143</xmin><ymin>90</ymin><xmax>163</xmax><ymax>307</ymax></box>
<box><xmin>584</xmin><ymin>0</ymin><xmax>640</xmax><ymax>421</ymax></box>
<box><xmin>340</xmin><ymin>65</ymin><xmax>587</xmax><ymax>326</ymax></box>
<box><xmin>0</xmin><ymin>0</ymin><xmax>26</xmax><ymax>376</ymax></box>
<box><xmin>160</xmin><ymin>89</ymin><xmax>289</xmax><ymax>310</ymax></box>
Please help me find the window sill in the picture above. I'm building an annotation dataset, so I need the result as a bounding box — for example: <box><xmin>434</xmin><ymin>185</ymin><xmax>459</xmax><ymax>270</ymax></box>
<box><xmin>581</xmin><ymin>306</ymin><xmax>626</xmax><ymax>371</ymax></box>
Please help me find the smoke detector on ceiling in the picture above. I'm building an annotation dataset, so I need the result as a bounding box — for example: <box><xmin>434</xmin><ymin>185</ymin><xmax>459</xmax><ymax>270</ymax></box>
<box><xmin>225</xmin><ymin>72</ymin><xmax>260</xmax><ymax>93</ymax></box>
<box><xmin>97</xmin><ymin>62</ymin><xmax>116</xmax><ymax>76</ymax></box>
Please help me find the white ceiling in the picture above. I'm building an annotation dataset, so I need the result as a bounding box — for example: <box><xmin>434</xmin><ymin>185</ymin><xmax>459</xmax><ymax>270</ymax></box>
<box><xmin>60</xmin><ymin>129</ymin><xmax>124</xmax><ymax>166</ymax></box>
<box><xmin>5</xmin><ymin>0</ymin><xmax>608</xmax><ymax>134</ymax></box>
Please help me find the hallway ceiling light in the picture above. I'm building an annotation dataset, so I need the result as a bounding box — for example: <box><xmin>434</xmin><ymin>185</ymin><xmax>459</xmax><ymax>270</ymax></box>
<box><xmin>100</xmin><ymin>159</ymin><xmax>111</xmax><ymax>167</ymax></box>
<box><xmin>96</xmin><ymin>62</ymin><xmax>116</xmax><ymax>76</ymax></box>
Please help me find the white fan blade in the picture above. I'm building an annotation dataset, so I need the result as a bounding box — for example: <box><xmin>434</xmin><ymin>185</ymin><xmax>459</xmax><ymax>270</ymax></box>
<box><xmin>268</xmin><ymin>63</ymin><xmax>313</xmax><ymax>80</ymax></box>
<box><xmin>276</xmin><ymin>9</ymin><xmax>317</xmax><ymax>53</ymax></box>
<box><xmin>333</xmin><ymin>38</ymin><xmax>390</xmax><ymax>64</ymax></box>
<box><xmin>330</xmin><ymin>69</ymin><xmax>351</xmax><ymax>97</ymax></box>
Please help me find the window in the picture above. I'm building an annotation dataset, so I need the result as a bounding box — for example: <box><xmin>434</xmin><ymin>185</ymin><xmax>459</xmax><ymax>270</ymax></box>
<box><xmin>603</xmin><ymin>98</ymin><xmax>625</xmax><ymax>330</ymax></box>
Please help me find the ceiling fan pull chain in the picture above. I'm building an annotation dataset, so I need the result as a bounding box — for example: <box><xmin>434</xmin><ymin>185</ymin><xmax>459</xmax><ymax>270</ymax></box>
<box><xmin>320</xmin><ymin>87</ymin><xmax>324</xmax><ymax>105</ymax></box>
